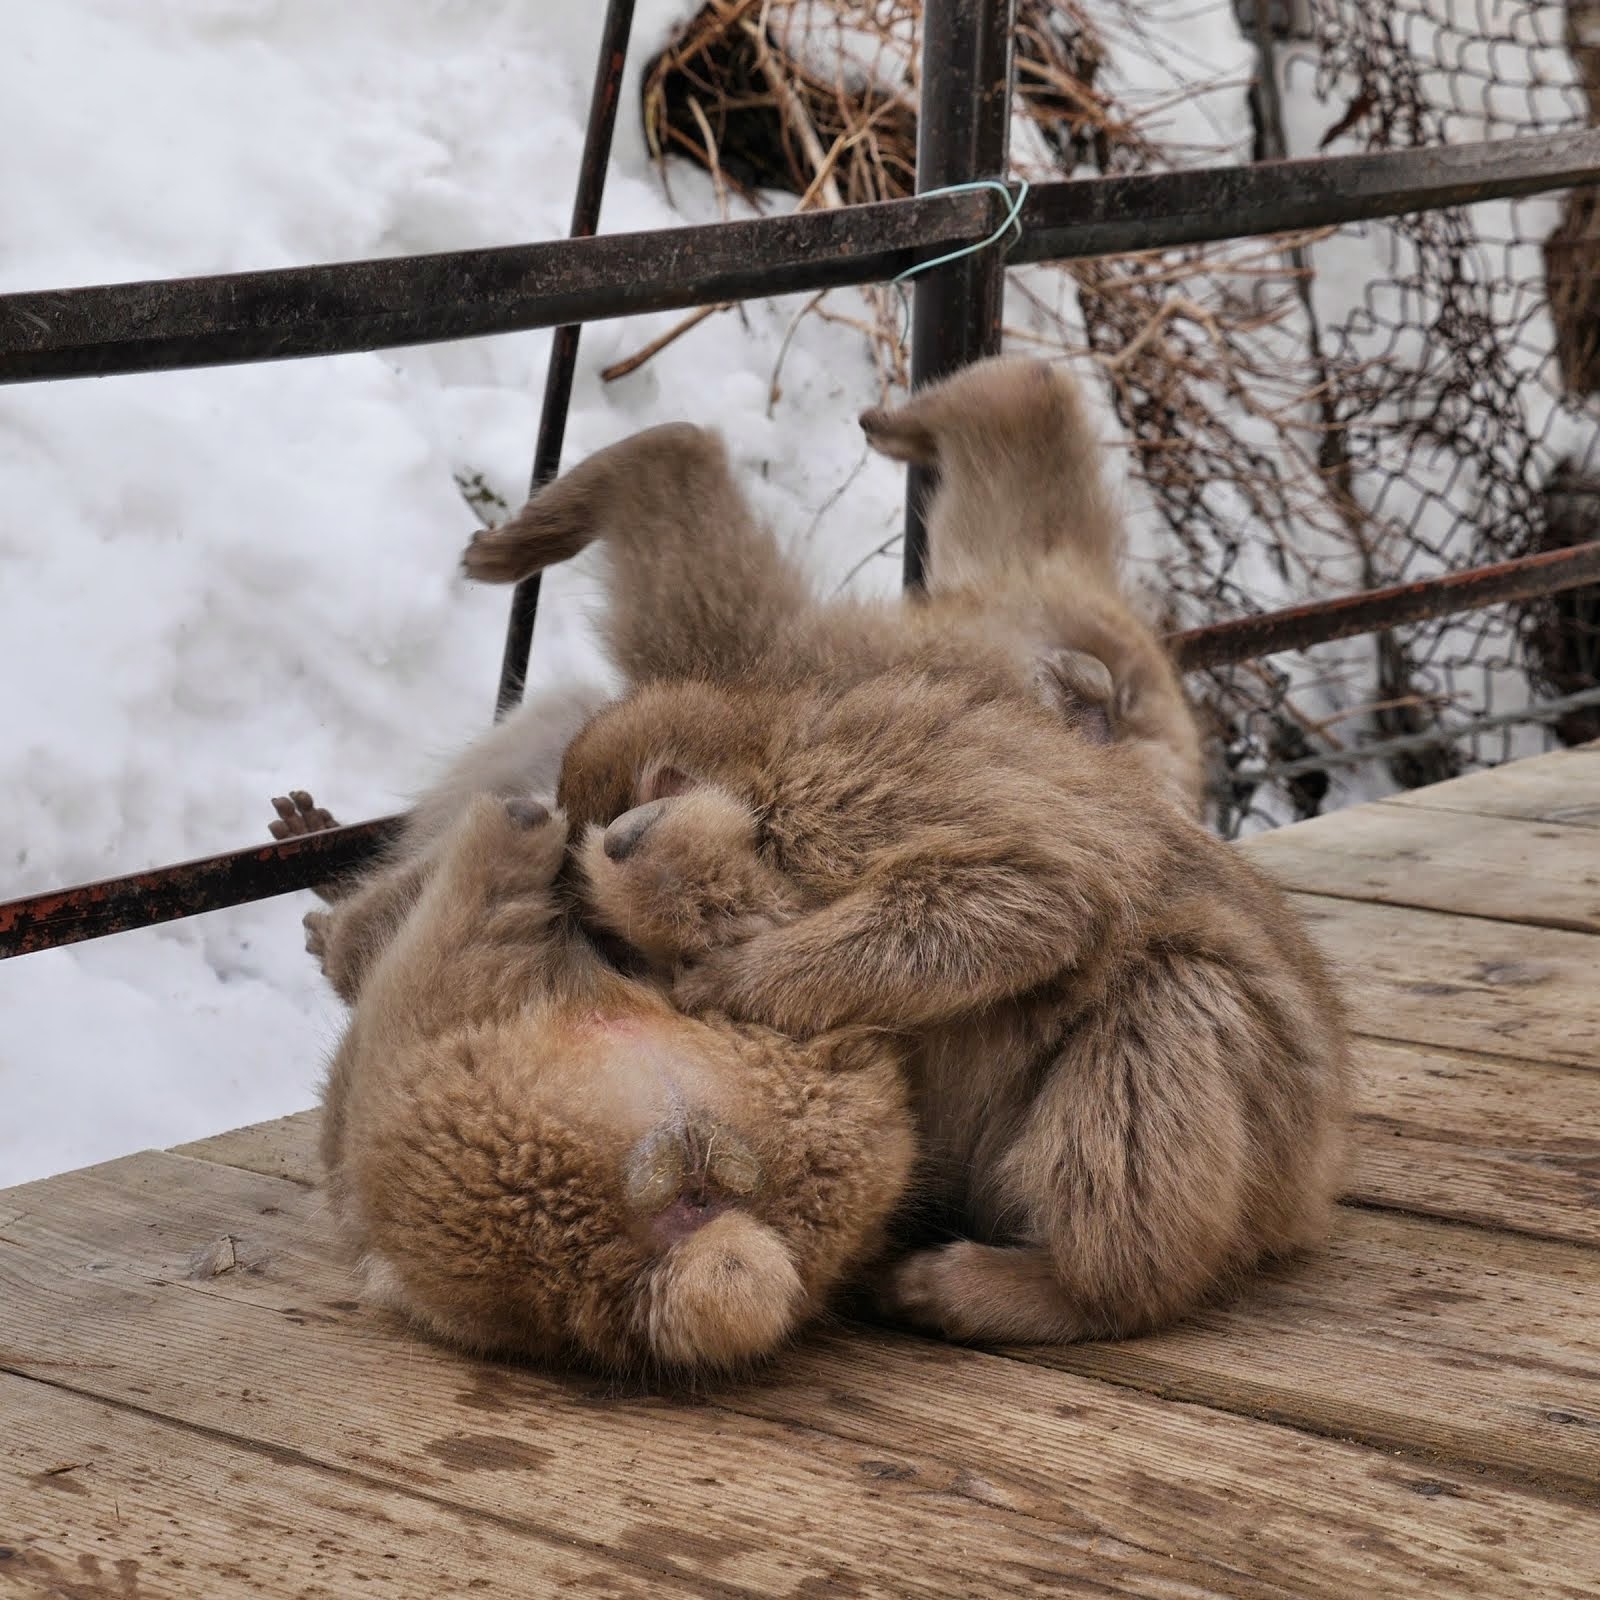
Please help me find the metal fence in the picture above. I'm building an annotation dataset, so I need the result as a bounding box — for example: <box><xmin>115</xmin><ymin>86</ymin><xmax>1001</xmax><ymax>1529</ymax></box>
<box><xmin>3</xmin><ymin>0</ymin><xmax>1599</xmax><ymax>958</ymax></box>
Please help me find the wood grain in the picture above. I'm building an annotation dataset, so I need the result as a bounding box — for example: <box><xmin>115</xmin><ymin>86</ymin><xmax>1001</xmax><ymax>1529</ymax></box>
<box><xmin>1024</xmin><ymin>1203</ymin><xmax>1600</xmax><ymax>1495</ymax></box>
<box><xmin>1242</xmin><ymin>803</ymin><xmax>1600</xmax><ymax>931</ymax></box>
<box><xmin>0</xmin><ymin>1372</ymin><xmax>676</xmax><ymax>1599</ymax></box>
<box><xmin>1293</xmin><ymin>894</ymin><xmax>1600</xmax><ymax>1068</ymax></box>
<box><xmin>1351</xmin><ymin>1038</ymin><xmax>1600</xmax><ymax>1245</ymax></box>
<box><xmin>1377</xmin><ymin>745</ymin><xmax>1600</xmax><ymax>828</ymax></box>
<box><xmin>2</xmin><ymin>1154</ymin><xmax>1595</xmax><ymax>1598</ymax></box>
<box><xmin>174</xmin><ymin>1110</ymin><xmax>319</xmax><ymax>1185</ymax></box>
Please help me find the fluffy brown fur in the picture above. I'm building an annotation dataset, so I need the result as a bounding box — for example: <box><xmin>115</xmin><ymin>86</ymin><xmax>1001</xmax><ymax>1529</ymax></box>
<box><xmin>463</xmin><ymin>387</ymin><xmax>1351</xmax><ymax>1345</ymax></box>
<box><xmin>305</xmin><ymin>785</ymin><xmax>914</xmax><ymax>1376</ymax></box>
<box><xmin>466</xmin><ymin>359</ymin><xmax>1202</xmax><ymax>807</ymax></box>
<box><xmin>269</xmin><ymin>682</ymin><xmax>609</xmax><ymax>1003</ymax></box>
<box><xmin>860</xmin><ymin>357</ymin><xmax>1204</xmax><ymax>810</ymax></box>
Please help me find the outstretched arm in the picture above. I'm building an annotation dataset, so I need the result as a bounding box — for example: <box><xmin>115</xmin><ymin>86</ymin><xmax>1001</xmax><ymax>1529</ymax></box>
<box><xmin>463</xmin><ymin>423</ymin><xmax>815</xmax><ymax>688</ymax></box>
<box><xmin>357</xmin><ymin>796</ymin><xmax>574</xmax><ymax>1038</ymax></box>
<box><xmin>673</xmin><ymin>834</ymin><xmax>1115</xmax><ymax>1037</ymax></box>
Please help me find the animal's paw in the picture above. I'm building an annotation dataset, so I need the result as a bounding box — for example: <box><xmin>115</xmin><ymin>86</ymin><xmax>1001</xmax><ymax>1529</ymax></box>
<box><xmin>304</xmin><ymin>909</ymin><xmax>357</xmax><ymax>1001</ymax></box>
<box><xmin>504</xmin><ymin>796</ymin><xmax>551</xmax><ymax>830</ymax></box>
<box><xmin>303</xmin><ymin>909</ymin><xmax>330</xmax><ymax>962</ymax></box>
<box><xmin>269</xmin><ymin>790</ymin><xmax>338</xmax><ymax>840</ymax></box>
<box><xmin>858</xmin><ymin>405</ymin><xmax>937</xmax><ymax>466</ymax></box>
<box><xmin>460</xmin><ymin>521</ymin><xmax>527</xmax><ymax>584</ymax></box>
<box><xmin>879</xmin><ymin>1244</ymin><xmax>982</xmax><ymax>1340</ymax></box>
<box><xmin>671</xmin><ymin>952</ymin><xmax>743</xmax><ymax>1018</ymax></box>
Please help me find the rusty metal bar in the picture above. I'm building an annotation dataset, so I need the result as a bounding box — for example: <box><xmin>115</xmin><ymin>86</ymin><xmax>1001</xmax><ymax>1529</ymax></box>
<box><xmin>0</xmin><ymin>818</ymin><xmax>403</xmax><ymax>959</ymax></box>
<box><xmin>0</xmin><ymin>190</ymin><xmax>994</xmax><ymax>384</ymax></box>
<box><xmin>7</xmin><ymin>129</ymin><xmax>1600</xmax><ymax>385</ymax></box>
<box><xmin>902</xmin><ymin>0</ymin><xmax>1017</xmax><ymax>587</ymax></box>
<box><xmin>495</xmin><ymin>0</ymin><xmax>635</xmax><ymax>717</ymax></box>
<box><xmin>1008</xmin><ymin>127</ymin><xmax>1600</xmax><ymax>264</ymax></box>
<box><xmin>1170</xmin><ymin>539</ymin><xmax>1600</xmax><ymax>671</ymax></box>
<box><xmin>6</xmin><ymin>540</ymin><xmax>1597</xmax><ymax>959</ymax></box>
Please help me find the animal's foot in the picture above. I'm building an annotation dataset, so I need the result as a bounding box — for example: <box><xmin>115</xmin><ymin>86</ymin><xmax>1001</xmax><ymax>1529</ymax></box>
<box><xmin>303</xmin><ymin>909</ymin><xmax>330</xmax><ymax>961</ymax></box>
<box><xmin>504</xmin><ymin>796</ymin><xmax>551</xmax><ymax>830</ymax></box>
<box><xmin>880</xmin><ymin>1244</ymin><xmax>962</xmax><ymax>1335</ymax></box>
<box><xmin>858</xmin><ymin>404</ymin><xmax>937</xmax><ymax>466</ymax></box>
<box><xmin>269</xmin><ymin>790</ymin><xmax>338</xmax><ymax>840</ymax></box>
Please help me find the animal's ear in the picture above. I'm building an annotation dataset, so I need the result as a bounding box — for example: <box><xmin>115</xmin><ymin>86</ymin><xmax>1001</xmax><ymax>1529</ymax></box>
<box><xmin>1034</xmin><ymin>647</ymin><xmax>1117</xmax><ymax>745</ymax></box>
<box><xmin>638</xmin><ymin>762</ymin><xmax>698</xmax><ymax>804</ymax></box>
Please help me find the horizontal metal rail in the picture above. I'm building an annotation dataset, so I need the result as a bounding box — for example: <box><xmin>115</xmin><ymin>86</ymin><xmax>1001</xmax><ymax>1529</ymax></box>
<box><xmin>5</xmin><ymin>538</ymin><xmax>1596</xmax><ymax>959</ymax></box>
<box><xmin>1169</xmin><ymin>539</ymin><xmax>1600</xmax><ymax>670</ymax></box>
<box><xmin>4</xmin><ymin>129</ymin><xmax>1599</xmax><ymax>384</ymax></box>
<box><xmin>0</xmin><ymin>818</ymin><xmax>403</xmax><ymax>959</ymax></box>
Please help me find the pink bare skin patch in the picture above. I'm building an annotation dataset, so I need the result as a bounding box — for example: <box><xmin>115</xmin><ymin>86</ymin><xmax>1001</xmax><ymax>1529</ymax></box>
<box><xmin>649</xmin><ymin>1194</ymin><xmax>732</xmax><ymax>1248</ymax></box>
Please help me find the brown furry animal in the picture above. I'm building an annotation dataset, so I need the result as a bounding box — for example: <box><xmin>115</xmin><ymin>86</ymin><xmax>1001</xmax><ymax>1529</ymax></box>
<box><xmin>464</xmin><ymin>402</ymin><xmax>1351</xmax><ymax>1346</ymax></box>
<box><xmin>465</xmin><ymin>358</ymin><xmax>1202</xmax><ymax>808</ymax></box>
<box><xmin>299</xmin><ymin>782</ymin><xmax>914</xmax><ymax>1376</ymax></box>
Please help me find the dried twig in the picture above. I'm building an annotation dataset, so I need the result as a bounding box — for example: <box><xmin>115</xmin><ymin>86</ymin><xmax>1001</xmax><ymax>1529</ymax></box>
<box><xmin>601</xmin><ymin>304</ymin><xmax>732</xmax><ymax>383</ymax></box>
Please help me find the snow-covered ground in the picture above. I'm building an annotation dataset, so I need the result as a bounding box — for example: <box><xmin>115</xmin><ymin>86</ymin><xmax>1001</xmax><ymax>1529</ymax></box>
<box><xmin>0</xmin><ymin>0</ymin><xmax>928</xmax><ymax>1186</ymax></box>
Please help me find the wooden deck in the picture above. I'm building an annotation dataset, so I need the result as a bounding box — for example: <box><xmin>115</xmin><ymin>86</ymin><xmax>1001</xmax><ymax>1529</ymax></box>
<box><xmin>4</xmin><ymin>747</ymin><xmax>1599</xmax><ymax>1598</ymax></box>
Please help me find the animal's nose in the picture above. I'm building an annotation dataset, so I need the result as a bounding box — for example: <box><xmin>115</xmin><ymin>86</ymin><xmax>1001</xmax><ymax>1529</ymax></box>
<box><xmin>603</xmin><ymin>799</ymin><xmax>666</xmax><ymax>861</ymax></box>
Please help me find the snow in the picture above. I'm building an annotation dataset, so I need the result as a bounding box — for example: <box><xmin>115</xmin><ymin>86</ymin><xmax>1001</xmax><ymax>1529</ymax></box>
<box><xmin>0</xmin><ymin>0</ymin><xmax>914</xmax><ymax>1186</ymax></box>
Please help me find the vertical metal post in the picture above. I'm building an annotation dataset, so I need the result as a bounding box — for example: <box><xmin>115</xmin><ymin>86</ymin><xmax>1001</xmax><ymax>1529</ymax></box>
<box><xmin>903</xmin><ymin>0</ymin><xmax>1017</xmax><ymax>589</ymax></box>
<box><xmin>495</xmin><ymin>0</ymin><xmax>637</xmax><ymax>715</ymax></box>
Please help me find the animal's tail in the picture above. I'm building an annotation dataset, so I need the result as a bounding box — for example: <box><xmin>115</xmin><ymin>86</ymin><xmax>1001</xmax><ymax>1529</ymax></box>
<box><xmin>644</xmin><ymin>1211</ymin><xmax>805</xmax><ymax>1372</ymax></box>
<box><xmin>624</xmin><ymin>1112</ymin><xmax>806</xmax><ymax>1372</ymax></box>
<box><xmin>460</xmin><ymin>423</ymin><xmax>813</xmax><ymax>686</ymax></box>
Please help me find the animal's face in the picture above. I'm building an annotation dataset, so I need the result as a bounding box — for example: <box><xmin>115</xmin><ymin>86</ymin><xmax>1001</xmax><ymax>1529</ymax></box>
<box><xmin>576</xmin><ymin>767</ymin><xmax>798</xmax><ymax>971</ymax></box>
<box><xmin>556</xmin><ymin>681</ymin><xmax>766</xmax><ymax>834</ymax></box>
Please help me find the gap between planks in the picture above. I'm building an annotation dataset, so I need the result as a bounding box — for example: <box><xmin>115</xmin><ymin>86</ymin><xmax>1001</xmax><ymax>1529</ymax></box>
<box><xmin>1240</xmin><ymin>800</ymin><xmax>1600</xmax><ymax>934</ymax></box>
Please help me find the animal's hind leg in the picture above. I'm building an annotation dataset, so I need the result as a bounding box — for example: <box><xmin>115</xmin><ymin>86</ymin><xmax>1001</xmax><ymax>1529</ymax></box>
<box><xmin>462</xmin><ymin>423</ymin><xmax>814</xmax><ymax>687</ymax></box>
<box><xmin>883</xmin><ymin>957</ymin><xmax>1257</xmax><ymax>1345</ymax></box>
<box><xmin>882</xmin><ymin>1241</ymin><xmax>1097</xmax><ymax>1343</ymax></box>
<box><xmin>361</xmin><ymin>796</ymin><xmax>575</xmax><ymax>1034</ymax></box>
<box><xmin>862</xmin><ymin>357</ymin><xmax>1121</xmax><ymax>589</ymax></box>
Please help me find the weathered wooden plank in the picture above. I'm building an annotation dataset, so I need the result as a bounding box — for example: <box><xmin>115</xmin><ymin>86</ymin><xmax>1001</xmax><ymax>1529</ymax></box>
<box><xmin>1</xmin><ymin>1154</ymin><xmax>1594</xmax><ymax>1599</ymax></box>
<box><xmin>0</xmin><ymin>1372</ymin><xmax>675</xmax><ymax>1599</ymax></box>
<box><xmin>1352</xmin><ymin>1039</ymin><xmax>1600</xmax><ymax>1246</ymax></box>
<box><xmin>1024</xmin><ymin>1202</ymin><xmax>1600</xmax><ymax>1496</ymax></box>
<box><xmin>1241</xmin><ymin>804</ymin><xmax>1600</xmax><ymax>932</ymax></box>
<box><xmin>1293</xmin><ymin>894</ymin><xmax>1600</xmax><ymax>1068</ymax></box>
<box><xmin>1379</xmin><ymin>745</ymin><xmax>1600</xmax><ymax>828</ymax></box>
<box><xmin>173</xmin><ymin>1109</ymin><xmax>319</xmax><ymax>1185</ymax></box>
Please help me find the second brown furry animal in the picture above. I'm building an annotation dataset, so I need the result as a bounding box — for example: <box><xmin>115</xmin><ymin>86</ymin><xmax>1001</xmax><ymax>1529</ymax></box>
<box><xmin>295</xmin><ymin>778</ymin><xmax>913</xmax><ymax>1376</ymax></box>
<box><xmin>465</xmin><ymin>362</ymin><xmax>1351</xmax><ymax>1345</ymax></box>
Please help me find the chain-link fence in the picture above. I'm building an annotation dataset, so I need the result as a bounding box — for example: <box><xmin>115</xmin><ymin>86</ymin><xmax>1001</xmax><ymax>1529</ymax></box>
<box><xmin>645</xmin><ymin>0</ymin><xmax>1600</xmax><ymax>834</ymax></box>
